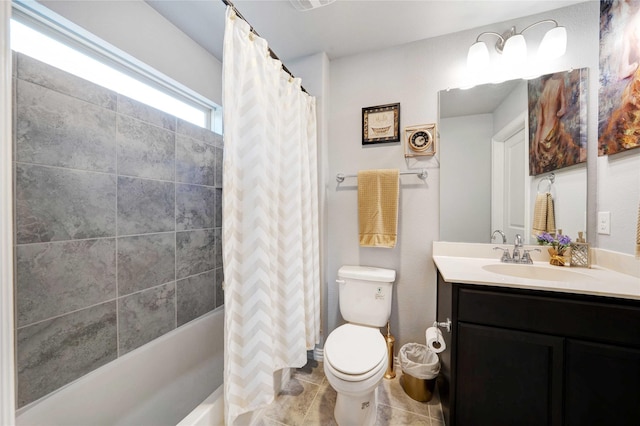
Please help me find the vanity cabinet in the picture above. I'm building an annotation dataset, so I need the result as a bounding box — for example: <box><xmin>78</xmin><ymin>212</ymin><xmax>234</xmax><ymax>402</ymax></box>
<box><xmin>436</xmin><ymin>271</ymin><xmax>640</xmax><ymax>426</ymax></box>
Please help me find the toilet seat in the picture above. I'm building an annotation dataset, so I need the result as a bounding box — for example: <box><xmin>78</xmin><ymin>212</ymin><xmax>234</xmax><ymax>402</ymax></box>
<box><xmin>325</xmin><ymin>324</ymin><xmax>387</xmax><ymax>382</ymax></box>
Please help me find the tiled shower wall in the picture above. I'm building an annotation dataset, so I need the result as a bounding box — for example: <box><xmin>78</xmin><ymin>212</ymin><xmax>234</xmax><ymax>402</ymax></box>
<box><xmin>12</xmin><ymin>52</ymin><xmax>224</xmax><ymax>408</ymax></box>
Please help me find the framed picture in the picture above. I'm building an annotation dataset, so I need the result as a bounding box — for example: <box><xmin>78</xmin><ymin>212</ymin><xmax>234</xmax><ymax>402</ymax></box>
<box><xmin>362</xmin><ymin>103</ymin><xmax>400</xmax><ymax>145</ymax></box>
<box><xmin>404</xmin><ymin>123</ymin><xmax>436</xmax><ymax>157</ymax></box>
<box><xmin>528</xmin><ymin>68</ymin><xmax>588</xmax><ymax>176</ymax></box>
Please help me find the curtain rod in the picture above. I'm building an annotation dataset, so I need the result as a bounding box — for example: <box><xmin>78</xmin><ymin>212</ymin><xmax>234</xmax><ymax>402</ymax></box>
<box><xmin>220</xmin><ymin>0</ymin><xmax>308</xmax><ymax>95</ymax></box>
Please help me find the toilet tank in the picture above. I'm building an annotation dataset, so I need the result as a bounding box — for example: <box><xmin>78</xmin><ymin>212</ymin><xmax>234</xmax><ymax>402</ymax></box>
<box><xmin>337</xmin><ymin>265</ymin><xmax>396</xmax><ymax>327</ymax></box>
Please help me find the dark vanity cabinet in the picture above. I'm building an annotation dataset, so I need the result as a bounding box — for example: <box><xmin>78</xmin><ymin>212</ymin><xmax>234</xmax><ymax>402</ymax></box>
<box><xmin>436</xmin><ymin>271</ymin><xmax>640</xmax><ymax>426</ymax></box>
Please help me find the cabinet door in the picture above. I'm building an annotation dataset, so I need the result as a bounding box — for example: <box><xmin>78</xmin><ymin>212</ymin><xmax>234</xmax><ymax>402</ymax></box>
<box><xmin>456</xmin><ymin>323</ymin><xmax>563</xmax><ymax>426</ymax></box>
<box><xmin>565</xmin><ymin>340</ymin><xmax>640</xmax><ymax>426</ymax></box>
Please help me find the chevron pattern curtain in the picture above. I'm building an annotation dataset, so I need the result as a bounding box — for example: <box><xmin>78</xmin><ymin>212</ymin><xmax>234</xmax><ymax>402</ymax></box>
<box><xmin>222</xmin><ymin>7</ymin><xmax>321</xmax><ymax>425</ymax></box>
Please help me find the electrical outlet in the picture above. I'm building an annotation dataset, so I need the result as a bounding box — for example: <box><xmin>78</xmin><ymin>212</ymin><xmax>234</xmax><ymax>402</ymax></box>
<box><xmin>597</xmin><ymin>211</ymin><xmax>611</xmax><ymax>235</ymax></box>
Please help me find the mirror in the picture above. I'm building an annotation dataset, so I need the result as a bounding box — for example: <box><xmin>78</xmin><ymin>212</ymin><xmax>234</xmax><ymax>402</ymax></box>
<box><xmin>438</xmin><ymin>78</ymin><xmax>587</xmax><ymax>245</ymax></box>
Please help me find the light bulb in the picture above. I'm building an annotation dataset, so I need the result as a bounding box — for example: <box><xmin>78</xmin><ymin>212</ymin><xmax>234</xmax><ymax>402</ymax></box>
<box><xmin>502</xmin><ymin>34</ymin><xmax>527</xmax><ymax>67</ymax></box>
<box><xmin>467</xmin><ymin>41</ymin><xmax>490</xmax><ymax>73</ymax></box>
<box><xmin>538</xmin><ymin>26</ymin><xmax>567</xmax><ymax>60</ymax></box>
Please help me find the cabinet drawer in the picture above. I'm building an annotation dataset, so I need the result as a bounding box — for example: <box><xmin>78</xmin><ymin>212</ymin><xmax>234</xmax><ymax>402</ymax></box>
<box><xmin>457</xmin><ymin>286</ymin><xmax>640</xmax><ymax>348</ymax></box>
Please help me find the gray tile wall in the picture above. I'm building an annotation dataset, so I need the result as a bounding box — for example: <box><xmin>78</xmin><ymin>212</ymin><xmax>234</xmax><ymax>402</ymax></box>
<box><xmin>13</xmin><ymin>53</ymin><xmax>224</xmax><ymax>408</ymax></box>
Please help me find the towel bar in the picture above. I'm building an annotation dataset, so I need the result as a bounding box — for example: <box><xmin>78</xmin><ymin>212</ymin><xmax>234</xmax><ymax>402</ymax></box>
<box><xmin>336</xmin><ymin>169</ymin><xmax>428</xmax><ymax>183</ymax></box>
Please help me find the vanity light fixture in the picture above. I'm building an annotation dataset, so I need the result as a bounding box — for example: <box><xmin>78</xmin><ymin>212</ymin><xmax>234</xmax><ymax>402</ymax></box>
<box><xmin>467</xmin><ymin>19</ymin><xmax>567</xmax><ymax>83</ymax></box>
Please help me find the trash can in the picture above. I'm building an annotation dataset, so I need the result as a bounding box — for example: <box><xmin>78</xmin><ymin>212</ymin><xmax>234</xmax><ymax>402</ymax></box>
<box><xmin>399</xmin><ymin>343</ymin><xmax>440</xmax><ymax>402</ymax></box>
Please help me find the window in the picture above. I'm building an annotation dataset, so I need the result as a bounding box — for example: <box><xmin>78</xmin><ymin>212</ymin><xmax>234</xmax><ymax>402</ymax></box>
<box><xmin>10</xmin><ymin>12</ymin><xmax>220</xmax><ymax>130</ymax></box>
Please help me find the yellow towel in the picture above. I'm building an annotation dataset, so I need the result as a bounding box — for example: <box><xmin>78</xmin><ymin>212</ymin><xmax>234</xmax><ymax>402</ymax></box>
<box><xmin>532</xmin><ymin>192</ymin><xmax>556</xmax><ymax>236</ymax></box>
<box><xmin>358</xmin><ymin>169</ymin><xmax>399</xmax><ymax>248</ymax></box>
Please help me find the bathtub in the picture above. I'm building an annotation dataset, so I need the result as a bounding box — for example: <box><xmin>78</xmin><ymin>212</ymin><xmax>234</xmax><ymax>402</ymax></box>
<box><xmin>177</xmin><ymin>385</ymin><xmax>224</xmax><ymax>426</ymax></box>
<box><xmin>16</xmin><ymin>308</ymin><xmax>225</xmax><ymax>426</ymax></box>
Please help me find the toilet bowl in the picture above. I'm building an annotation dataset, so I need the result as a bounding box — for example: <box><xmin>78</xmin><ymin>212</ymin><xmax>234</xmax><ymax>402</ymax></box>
<box><xmin>324</xmin><ymin>323</ymin><xmax>388</xmax><ymax>426</ymax></box>
<box><xmin>325</xmin><ymin>265</ymin><xmax>395</xmax><ymax>425</ymax></box>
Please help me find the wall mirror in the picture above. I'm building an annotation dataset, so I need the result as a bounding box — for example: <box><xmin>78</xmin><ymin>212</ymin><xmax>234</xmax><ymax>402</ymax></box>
<box><xmin>438</xmin><ymin>77</ymin><xmax>587</xmax><ymax>245</ymax></box>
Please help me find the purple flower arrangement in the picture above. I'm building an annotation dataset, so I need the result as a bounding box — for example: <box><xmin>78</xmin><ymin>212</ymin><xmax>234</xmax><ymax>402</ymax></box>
<box><xmin>536</xmin><ymin>232</ymin><xmax>572</xmax><ymax>255</ymax></box>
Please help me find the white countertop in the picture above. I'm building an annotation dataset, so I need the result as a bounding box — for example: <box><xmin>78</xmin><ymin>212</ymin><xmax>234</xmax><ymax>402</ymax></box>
<box><xmin>433</xmin><ymin>242</ymin><xmax>640</xmax><ymax>301</ymax></box>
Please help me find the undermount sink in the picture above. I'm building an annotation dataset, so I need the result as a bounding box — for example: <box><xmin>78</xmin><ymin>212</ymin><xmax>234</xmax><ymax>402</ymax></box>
<box><xmin>482</xmin><ymin>263</ymin><xmax>596</xmax><ymax>282</ymax></box>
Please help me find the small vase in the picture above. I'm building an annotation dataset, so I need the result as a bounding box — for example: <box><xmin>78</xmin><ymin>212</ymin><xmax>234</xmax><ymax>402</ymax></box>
<box><xmin>548</xmin><ymin>247</ymin><xmax>566</xmax><ymax>266</ymax></box>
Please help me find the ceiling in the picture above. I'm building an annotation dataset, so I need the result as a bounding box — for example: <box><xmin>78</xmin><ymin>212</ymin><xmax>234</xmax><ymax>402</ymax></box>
<box><xmin>146</xmin><ymin>0</ymin><xmax>586</xmax><ymax>63</ymax></box>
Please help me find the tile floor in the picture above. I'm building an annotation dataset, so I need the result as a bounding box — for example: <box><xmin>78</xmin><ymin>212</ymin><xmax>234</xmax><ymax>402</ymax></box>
<box><xmin>254</xmin><ymin>359</ymin><xmax>445</xmax><ymax>426</ymax></box>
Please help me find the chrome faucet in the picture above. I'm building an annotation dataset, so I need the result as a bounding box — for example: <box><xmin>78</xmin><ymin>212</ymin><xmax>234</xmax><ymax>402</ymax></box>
<box><xmin>512</xmin><ymin>234</ymin><xmax>523</xmax><ymax>262</ymax></box>
<box><xmin>493</xmin><ymin>247</ymin><xmax>512</xmax><ymax>263</ymax></box>
<box><xmin>493</xmin><ymin>233</ymin><xmax>540</xmax><ymax>264</ymax></box>
<box><xmin>520</xmin><ymin>248</ymin><xmax>541</xmax><ymax>264</ymax></box>
<box><xmin>491</xmin><ymin>229</ymin><xmax>506</xmax><ymax>244</ymax></box>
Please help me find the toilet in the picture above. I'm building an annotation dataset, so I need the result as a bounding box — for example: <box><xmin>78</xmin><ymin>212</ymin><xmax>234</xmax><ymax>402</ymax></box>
<box><xmin>324</xmin><ymin>265</ymin><xmax>396</xmax><ymax>426</ymax></box>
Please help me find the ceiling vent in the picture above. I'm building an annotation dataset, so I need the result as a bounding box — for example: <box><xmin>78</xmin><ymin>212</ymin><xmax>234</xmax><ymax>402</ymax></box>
<box><xmin>289</xmin><ymin>0</ymin><xmax>337</xmax><ymax>12</ymax></box>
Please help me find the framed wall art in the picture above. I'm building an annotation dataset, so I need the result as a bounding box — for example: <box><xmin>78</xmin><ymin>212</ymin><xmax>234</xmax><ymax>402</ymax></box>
<box><xmin>362</xmin><ymin>103</ymin><xmax>400</xmax><ymax>145</ymax></box>
<box><xmin>404</xmin><ymin>123</ymin><xmax>436</xmax><ymax>157</ymax></box>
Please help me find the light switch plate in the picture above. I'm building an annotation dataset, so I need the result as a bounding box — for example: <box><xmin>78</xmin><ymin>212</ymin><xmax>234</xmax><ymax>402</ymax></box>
<box><xmin>597</xmin><ymin>211</ymin><xmax>611</xmax><ymax>235</ymax></box>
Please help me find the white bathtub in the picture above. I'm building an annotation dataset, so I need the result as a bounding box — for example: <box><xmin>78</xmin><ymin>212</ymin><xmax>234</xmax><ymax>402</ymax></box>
<box><xmin>177</xmin><ymin>370</ymin><xmax>292</xmax><ymax>426</ymax></box>
<box><xmin>16</xmin><ymin>309</ymin><xmax>225</xmax><ymax>426</ymax></box>
<box><xmin>177</xmin><ymin>385</ymin><xmax>224</xmax><ymax>426</ymax></box>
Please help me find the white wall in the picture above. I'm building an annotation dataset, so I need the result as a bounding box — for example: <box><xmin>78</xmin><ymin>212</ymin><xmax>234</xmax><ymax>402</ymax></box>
<box><xmin>287</xmin><ymin>52</ymin><xmax>331</xmax><ymax>345</ymax></box>
<box><xmin>327</xmin><ymin>1</ymin><xmax>609</xmax><ymax>351</ymax></box>
<box><xmin>39</xmin><ymin>0</ymin><xmax>223</xmax><ymax>105</ymax></box>
<box><xmin>328</xmin><ymin>36</ymin><xmax>443</xmax><ymax>349</ymax></box>
<box><xmin>597</xmin><ymin>153</ymin><xmax>640</xmax><ymax>254</ymax></box>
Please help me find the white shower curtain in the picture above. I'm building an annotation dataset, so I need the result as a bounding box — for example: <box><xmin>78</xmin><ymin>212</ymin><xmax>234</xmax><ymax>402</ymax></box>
<box><xmin>221</xmin><ymin>7</ymin><xmax>321</xmax><ymax>425</ymax></box>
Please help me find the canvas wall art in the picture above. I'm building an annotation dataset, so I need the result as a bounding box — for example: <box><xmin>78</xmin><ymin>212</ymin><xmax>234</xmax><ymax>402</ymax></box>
<box><xmin>528</xmin><ymin>68</ymin><xmax>588</xmax><ymax>176</ymax></box>
<box><xmin>599</xmin><ymin>0</ymin><xmax>640</xmax><ymax>156</ymax></box>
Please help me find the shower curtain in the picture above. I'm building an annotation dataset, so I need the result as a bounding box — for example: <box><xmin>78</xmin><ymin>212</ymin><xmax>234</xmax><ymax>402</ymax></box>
<box><xmin>221</xmin><ymin>7</ymin><xmax>320</xmax><ymax>425</ymax></box>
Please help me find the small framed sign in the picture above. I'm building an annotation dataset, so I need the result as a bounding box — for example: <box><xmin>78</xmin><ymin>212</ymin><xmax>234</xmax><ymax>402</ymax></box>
<box><xmin>362</xmin><ymin>103</ymin><xmax>400</xmax><ymax>145</ymax></box>
<box><xmin>404</xmin><ymin>123</ymin><xmax>436</xmax><ymax>157</ymax></box>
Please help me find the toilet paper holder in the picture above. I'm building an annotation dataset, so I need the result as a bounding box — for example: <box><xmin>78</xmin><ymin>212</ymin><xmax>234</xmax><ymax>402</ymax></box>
<box><xmin>433</xmin><ymin>318</ymin><xmax>452</xmax><ymax>333</ymax></box>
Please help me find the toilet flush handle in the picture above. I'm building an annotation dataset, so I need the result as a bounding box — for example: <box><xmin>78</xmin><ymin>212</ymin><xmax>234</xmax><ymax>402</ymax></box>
<box><xmin>335</xmin><ymin>279</ymin><xmax>345</xmax><ymax>285</ymax></box>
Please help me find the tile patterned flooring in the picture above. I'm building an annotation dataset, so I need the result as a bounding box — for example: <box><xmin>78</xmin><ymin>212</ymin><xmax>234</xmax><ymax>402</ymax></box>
<box><xmin>254</xmin><ymin>359</ymin><xmax>445</xmax><ymax>426</ymax></box>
